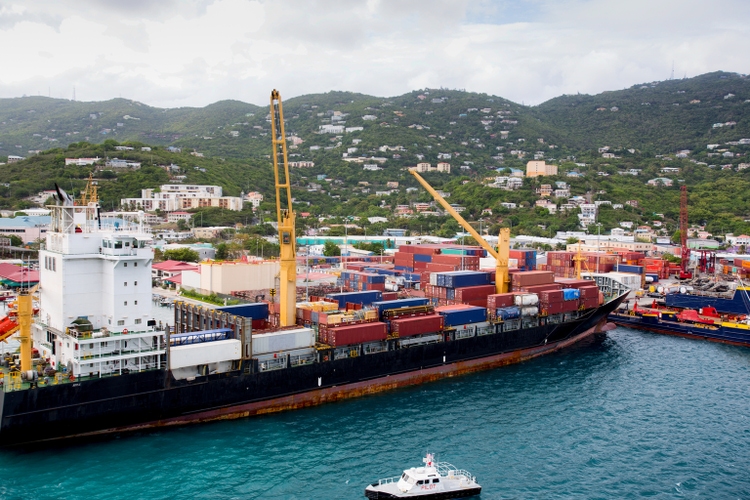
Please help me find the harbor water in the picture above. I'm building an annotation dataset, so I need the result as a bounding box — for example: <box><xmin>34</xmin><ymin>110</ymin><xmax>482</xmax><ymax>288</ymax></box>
<box><xmin>0</xmin><ymin>326</ymin><xmax>748</xmax><ymax>499</ymax></box>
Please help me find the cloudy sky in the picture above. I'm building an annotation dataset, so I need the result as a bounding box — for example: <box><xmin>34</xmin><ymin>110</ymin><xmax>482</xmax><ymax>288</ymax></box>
<box><xmin>0</xmin><ymin>0</ymin><xmax>748</xmax><ymax>109</ymax></box>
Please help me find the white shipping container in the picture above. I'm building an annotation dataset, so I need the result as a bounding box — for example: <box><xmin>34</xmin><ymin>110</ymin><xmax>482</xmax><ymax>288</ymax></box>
<box><xmin>252</xmin><ymin>328</ymin><xmax>315</xmax><ymax>355</ymax></box>
<box><xmin>521</xmin><ymin>306</ymin><xmax>539</xmax><ymax>317</ymax></box>
<box><xmin>429</xmin><ymin>273</ymin><xmax>439</xmax><ymax>286</ymax></box>
<box><xmin>170</xmin><ymin>339</ymin><xmax>241</xmax><ymax>369</ymax></box>
<box><xmin>514</xmin><ymin>293</ymin><xmax>539</xmax><ymax>306</ymax></box>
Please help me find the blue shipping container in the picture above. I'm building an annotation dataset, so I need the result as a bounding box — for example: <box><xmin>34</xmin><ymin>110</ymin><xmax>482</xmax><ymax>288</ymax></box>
<box><xmin>371</xmin><ymin>298</ymin><xmax>430</xmax><ymax>317</ymax></box>
<box><xmin>440</xmin><ymin>271</ymin><xmax>492</xmax><ymax>289</ymax></box>
<box><xmin>440</xmin><ymin>306</ymin><xmax>487</xmax><ymax>327</ymax></box>
<box><xmin>496</xmin><ymin>306</ymin><xmax>520</xmax><ymax>320</ymax></box>
<box><xmin>326</xmin><ymin>290</ymin><xmax>383</xmax><ymax>308</ymax></box>
<box><xmin>216</xmin><ymin>303</ymin><xmax>269</xmax><ymax>319</ymax></box>
<box><xmin>562</xmin><ymin>289</ymin><xmax>580</xmax><ymax>301</ymax></box>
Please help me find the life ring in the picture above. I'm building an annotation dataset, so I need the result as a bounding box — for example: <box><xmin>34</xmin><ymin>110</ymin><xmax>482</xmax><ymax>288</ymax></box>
<box><xmin>68</xmin><ymin>373</ymin><xmax>75</xmax><ymax>382</ymax></box>
<box><xmin>122</xmin><ymin>328</ymin><xmax>128</xmax><ymax>335</ymax></box>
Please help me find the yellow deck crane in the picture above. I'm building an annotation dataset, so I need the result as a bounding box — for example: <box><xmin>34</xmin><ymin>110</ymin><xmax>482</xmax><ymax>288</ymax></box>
<box><xmin>270</xmin><ymin>90</ymin><xmax>297</xmax><ymax>326</ymax></box>
<box><xmin>408</xmin><ymin>169</ymin><xmax>510</xmax><ymax>293</ymax></box>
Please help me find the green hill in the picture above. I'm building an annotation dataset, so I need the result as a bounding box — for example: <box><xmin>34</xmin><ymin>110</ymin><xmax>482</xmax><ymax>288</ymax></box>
<box><xmin>1</xmin><ymin>72</ymin><xmax>750</xmax><ymax>241</ymax></box>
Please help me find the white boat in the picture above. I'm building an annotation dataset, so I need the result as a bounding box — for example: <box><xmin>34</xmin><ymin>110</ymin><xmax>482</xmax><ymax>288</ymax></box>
<box><xmin>365</xmin><ymin>454</ymin><xmax>481</xmax><ymax>499</ymax></box>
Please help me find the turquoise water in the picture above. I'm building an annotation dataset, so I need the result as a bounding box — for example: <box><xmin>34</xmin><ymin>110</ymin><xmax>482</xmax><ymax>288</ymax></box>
<box><xmin>1</xmin><ymin>327</ymin><xmax>748</xmax><ymax>499</ymax></box>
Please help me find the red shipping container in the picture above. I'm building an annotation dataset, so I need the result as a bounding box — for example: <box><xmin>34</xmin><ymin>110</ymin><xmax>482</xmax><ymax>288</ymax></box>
<box><xmin>455</xmin><ymin>284</ymin><xmax>496</xmax><ymax>302</ymax></box>
<box><xmin>561</xmin><ymin>300</ymin><xmax>580</xmax><ymax>313</ymax></box>
<box><xmin>554</xmin><ymin>279</ymin><xmax>595</xmax><ymax>289</ymax></box>
<box><xmin>521</xmin><ymin>283</ymin><xmax>562</xmax><ymax>294</ymax></box>
<box><xmin>487</xmin><ymin>293</ymin><xmax>515</xmax><ymax>309</ymax></box>
<box><xmin>382</xmin><ymin>292</ymin><xmax>399</xmax><ymax>301</ymax></box>
<box><xmin>539</xmin><ymin>290</ymin><xmax>564</xmax><ymax>303</ymax></box>
<box><xmin>510</xmin><ymin>270</ymin><xmax>555</xmax><ymax>287</ymax></box>
<box><xmin>413</xmin><ymin>261</ymin><xmax>428</xmax><ymax>271</ymax></box>
<box><xmin>462</xmin><ymin>298</ymin><xmax>489</xmax><ymax>308</ymax></box>
<box><xmin>426</xmin><ymin>262</ymin><xmax>459</xmax><ymax>272</ymax></box>
<box><xmin>390</xmin><ymin>314</ymin><xmax>444</xmax><ymax>337</ymax></box>
<box><xmin>328</xmin><ymin>322</ymin><xmax>388</xmax><ymax>346</ymax></box>
<box><xmin>580</xmin><ymin>297</ymin><xmax>599</xmax><ymax>309</ymax></box>
<box><xmin>579</xmin><ymin>285</ymin><xmax>599</xmax><ymax>298</ymax></box>
<box><xmin>540</xmin><ymin>301</ymin><xmax>565</xmax><ymax>314</ymax></box>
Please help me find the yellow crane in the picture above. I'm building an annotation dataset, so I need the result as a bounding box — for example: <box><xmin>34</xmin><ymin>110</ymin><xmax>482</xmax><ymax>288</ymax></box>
<box><xmin>408</xmin><ymin>169</ymin><xmax>510</xmax><ymax>293</ymax></box>
<box><xmin>270</xmin><ymin>90</ymin><xmax>296</xmax><ymax>326</ymax></box>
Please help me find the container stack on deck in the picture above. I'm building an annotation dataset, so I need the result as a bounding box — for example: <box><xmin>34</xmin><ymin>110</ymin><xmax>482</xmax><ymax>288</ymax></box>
<box><xmin>339</xmin><ymin>270</ymin><xmax>387</xmax><ymax>291</ymax></box>
<box><xmin>229</xmin><ymin>242</ymin><xmax>606</xmax><ymax>357</ymax></box>
<box><xmin>509</xmin><ymin>249</ymin><xmax>537</xmax><ymax>271</ymax></box>
<box><xmin>422</xmin><ymin>270</ymin><xmax>495</xmax><ymax>307</ymax></box>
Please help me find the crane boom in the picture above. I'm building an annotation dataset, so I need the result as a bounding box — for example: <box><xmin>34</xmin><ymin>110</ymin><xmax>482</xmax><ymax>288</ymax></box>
<box><xmin>270</xmin><ymin>90</ymin><xmax>296</xmax><ymax>326</ymax></box>
<box><xmin>408</xmin><ymin>168</ymin><xmax>509</xmax><ymax>293</ymax></box>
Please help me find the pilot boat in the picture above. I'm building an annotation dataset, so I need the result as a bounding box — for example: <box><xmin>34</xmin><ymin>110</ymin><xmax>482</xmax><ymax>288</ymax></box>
<box><xmin>365</xmin><ymin>454</ymin><xmax>481</xmax><ymax>499</ymax></box>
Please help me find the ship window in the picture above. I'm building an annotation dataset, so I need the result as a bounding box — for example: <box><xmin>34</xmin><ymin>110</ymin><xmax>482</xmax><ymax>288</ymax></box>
<box><xmin>135</xmin><ymin>319</ymin><xmax>141</xmax><ymax>324</ymax></box>
<box><xmin>114</xmin><ymin>241</ymin><xmax>123</xmax><ymax>249</ymax></box>
<box><xmin>124</xmin><ymin>262</ymin><xmax>128</xmax><ymax>267</ymax></box>
<box><xmin>101</xmin><ymin>342</ymin><xmax>108</xmax><ymax>347</ymax></box>
<box><xmin>134</xmin><ymin>281</ymin><xmax>138</xmax><ymax>286</ymax></box>
<box><xmin>118</xmin><ymin>320</ymin><xmax>124</xmax><ymax>326</ymax></box>
<box><xmin>432</xmin><ymin>479</ymin><xmax>439</xmax><ymax>483</ymax></box>
<box><xmin>134</xmin><ymin>262</ymin><xmax>138</xmax><ymax>267</ymax></box>
<box><xmin>134</xmin><ymin>300</ymin><xmax>138</xmax><ymax>305</ymax></box>
<box><xmin>417</xmin><ymin>480</ymin><xmax>424</xmax><ymax>485</ymax></box>
<box><xmin>124</xmin><ymin>282</ymin><xmax>127</xmax><ymax>286</ymax></box>
<box><xmin>125</xmin><ymin>241</ymin><xmax>130</xmax><ymax>247</ymax></box>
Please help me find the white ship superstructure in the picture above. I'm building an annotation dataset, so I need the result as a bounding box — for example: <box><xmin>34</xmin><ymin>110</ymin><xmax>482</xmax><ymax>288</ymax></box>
<box><xmin>33</xmin><ymin>203</ymin><xmax>166</xmax><ymax>378</ymax></box>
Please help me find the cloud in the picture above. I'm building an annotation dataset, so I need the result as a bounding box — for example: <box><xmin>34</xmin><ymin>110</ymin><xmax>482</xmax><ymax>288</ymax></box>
<box><xmin>0</xmin><ymin>0</ymin><xmax>748</xmax><ymax>108</ymax></box>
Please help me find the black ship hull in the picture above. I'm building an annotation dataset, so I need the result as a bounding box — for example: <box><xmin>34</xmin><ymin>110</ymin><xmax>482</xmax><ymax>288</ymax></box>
<box><xmin>0</xmin><ymin>295</ymin><xmax>626</xmax><ymax>446</ymax></box>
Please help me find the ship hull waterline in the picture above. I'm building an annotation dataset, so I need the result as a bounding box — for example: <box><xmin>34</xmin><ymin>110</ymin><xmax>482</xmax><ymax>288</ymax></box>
<box><xmin>1</xmin><ymin>294</ymin><xmax>626</xmax><ymax>446</ymax></box>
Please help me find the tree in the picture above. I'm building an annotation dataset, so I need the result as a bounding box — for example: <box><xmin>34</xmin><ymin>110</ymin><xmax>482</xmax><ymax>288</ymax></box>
<box><xmin>164</xmin><ymin>248</ymin><xmax>200</xmax><ymax>262</ymax></box>
<box><xmin>215</xmin><ymin>243</ymin><xmax>229</xmax><ymax>260</ymax></box>
<box><xmin>323</xmin><ymin>240</ymin><xmax>341</xmax><ymax>257</ymax></box>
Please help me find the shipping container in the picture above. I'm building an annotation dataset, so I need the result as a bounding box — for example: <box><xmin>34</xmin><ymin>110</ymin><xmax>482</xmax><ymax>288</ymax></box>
<box><xmin>562</xmin><ymin>288</ymin><xmax>581</xmax><ymax>301</ymax></box>
<box><xmin>514</xmin><ymin>293</ymin><xmax>539</xmax><ymax>306</ymax></box>
<box><xmin>325</xmin><ymin>290</ymin><xmax>383</xmax><ymax>308</ymax></box>
<box><xmin>455</xmin><ymin>284</ymin><xmax>496</xmax><ymax>302</ymax></box>
<box><xmin>390</xmin><ymin>314</ymin><xmax>444</xmax><ymax>337</ymax></box>
<box><xmin>436</xmin><ymin>270</ymin><xmax>492</xmax><ymax>288</ymax></box>
<box><xmin>510</xmin><ymin>270</ymin><xmax>555</xmax><ymax>287</ymax></box>
<box><xmin>252</xmin><ymin>328</ymin><xmax>316</xmax><ymax>355</ymax></box>
<box><xmin>520</xmin><ymin>283</ymin><xmax>562</xmax><ymax>294</ymax></box>
<box><xmin>539</xmin><ymin>290</ymin><xmax>564</xmax><ymax>303</ymax></box>
<box><xmin>217</xmin><ymin>302</ymin><xmax>269</xmax><ymax>319</ymax></box>
<box><xmin>521</xmin><ymin>306</ymin><xmax>539</xmax><ymax>317</ymax></box>
<box><xmin>540</xmin><ymin>301</ymin><xmax>564</xmax><ymax>315</ymax></box>
<box><xmin>371</xmin><ymin>298</ymin><xmax>430</xmax><ymax>317</ymax></box>
<box><xmin>328</xmin><ymin>322</ymin><xmax>388</xmax><ymax>347</ymax></box>
<box><xmin>578</xmin><ymin>285</ymin><xmax>599</xmax><ymax>299</ymax></box>
<box><xmin>436</xmin><ymin>305</ymin><xmax>487</xmax><ymax>327</ymax></box>
<box><xmin>495</xmin><ymin>306</ymin><xmax>520</xmax><ymax>320</ymax></box>
<box><xmin>487</xmin><ymin>293</ymin><xmax>516</xmax><ymax>309</ymax></box>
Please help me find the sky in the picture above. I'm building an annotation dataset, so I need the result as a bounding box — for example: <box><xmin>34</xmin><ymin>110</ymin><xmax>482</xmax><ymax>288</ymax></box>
<box><xmin>0</xmin><ymin>0</ymin><xmax>748</xmax><ymax>109</ymax></box>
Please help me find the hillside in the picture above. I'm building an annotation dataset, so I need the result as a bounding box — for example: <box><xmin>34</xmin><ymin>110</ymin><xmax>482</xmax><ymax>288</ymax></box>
<box><xmin>1</xmin><ymin>72</ymin><xmax>750</xmax><ymax>241</ymax></box>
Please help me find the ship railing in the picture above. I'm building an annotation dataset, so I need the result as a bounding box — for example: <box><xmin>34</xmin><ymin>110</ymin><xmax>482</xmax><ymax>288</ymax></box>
<box><xmin>435</xmin><ymin>462</ymin><xmax>477</xmax><ymax>484</ymax></box>
<box><xmin>374</xmin><ymin>476</ymin><xmax>400</xmax><ymax>486</ymax></box>
<box><xmin>76</xmin><ymin>348</ymin><xmax>166</xmax><ymax>362</ymax></box>
<box><xmin>1</xmin><ymin>362</ymin><xmax>166</xmax><ymax>392</ymax></box>
<box><xmin>257</xmin><ymin>357</ymin><xmax>286</xmax><ymax>372</ymax></box>
<box><xmin>289</xmin><ymin>351</ymin><xmax>315</xmax><ymax>367</ymax></box>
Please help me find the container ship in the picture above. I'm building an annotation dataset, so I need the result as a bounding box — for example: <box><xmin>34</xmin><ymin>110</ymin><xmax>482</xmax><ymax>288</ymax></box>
<box><xmin>0</xmin><ymin>199</ymin><xmax>626</xmax><ymax>446</ymax></box>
